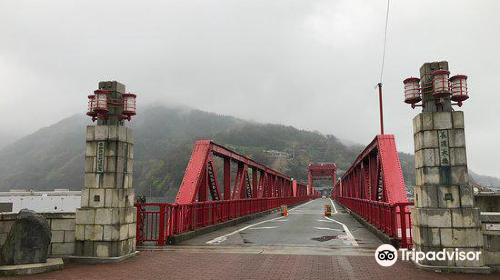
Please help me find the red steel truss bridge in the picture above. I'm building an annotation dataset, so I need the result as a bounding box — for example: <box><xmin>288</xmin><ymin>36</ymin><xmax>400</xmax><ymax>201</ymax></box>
<box><xmin>135</xmin><ymin>140</ymin><xmax>315</xmax><ymax>245</ymax></box>
<box><xmin>135</xmin><ymin>135</ymin><xmax>413</xmax><ymax>248</ymax></box>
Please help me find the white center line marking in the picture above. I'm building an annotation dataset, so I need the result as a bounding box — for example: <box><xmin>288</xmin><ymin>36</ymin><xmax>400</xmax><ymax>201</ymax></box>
<box><xmin>249</xmin><ymin>226</ymin><xmax>278</xmax><ymax>230</ymax></box>
<box><xmin>206</xmin><ymin>216</ymin><xmax>283</xmax><ymax>244</ymax></box>
<box><xmin>314</xmin><ymin>227</ymin><xmax>342</xmax><ymax>232</ymax></box>
<box><xmin>270</xmin><ymin>219</ymin><xmax>289</xmax><ymax>222</ymax></box>
<box><xmin>206</xmin><ymin>199</ymin><xmax>315</xmax><ymax>245</ymax></box>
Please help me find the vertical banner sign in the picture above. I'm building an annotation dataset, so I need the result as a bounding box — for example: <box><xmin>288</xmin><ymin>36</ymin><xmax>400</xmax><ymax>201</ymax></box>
<box><xmin>96</xmin><ymin>142</ymin><xmax>105</xmax><ymax>173</ymax></box>
<box><xmin>438</xmin><ymin>130</ymin><xmax>450</xmax><ymax>166</ymax></box>
<box><xmin>123</xmin><ymin>143</ymin><xmax>129</xmax><ymax>173</ymax></box>
<box><xmin>122</xmin><ymin>143</ymin><xmax>129</xmax><ymax>188</ymax></box>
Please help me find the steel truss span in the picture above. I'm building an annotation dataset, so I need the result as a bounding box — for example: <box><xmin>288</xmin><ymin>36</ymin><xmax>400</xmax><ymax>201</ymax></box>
<box><xmin>308</xmin><ymin>163</ymin><xmax>337</xmax><ymax>195</ymax></box>
<box><xmin>333</xmin><ymin>135</ymin><xmax>414</xmax><ymax>248</ymax></box>
<box><xmin>175</xmin><ymin>140</ymin><xmax>315</xmax><ymax>204</ymax></box>
<box><xmin>135</xmin><ymin>140</ymin><xmax>317</xmax><ymax>245</ymax></box>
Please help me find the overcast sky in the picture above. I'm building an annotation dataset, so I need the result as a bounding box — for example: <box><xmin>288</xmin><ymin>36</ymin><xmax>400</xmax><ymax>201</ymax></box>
<box><xmin>0</xmin><ymin>0</ymin><xmax>499</xmax><ymax>177</ymax></box>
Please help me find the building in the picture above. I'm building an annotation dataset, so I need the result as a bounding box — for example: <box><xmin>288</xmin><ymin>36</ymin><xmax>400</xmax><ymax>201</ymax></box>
<box><xmin>0</xmin><ymin>189</ymin><xmax>81</xmax><ymax>213</ymax></box>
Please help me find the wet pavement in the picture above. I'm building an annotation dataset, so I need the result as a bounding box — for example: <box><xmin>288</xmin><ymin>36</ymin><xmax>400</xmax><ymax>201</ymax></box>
<box><xmin>182</xmin><ymin>198</ymin><xmax>381</xmax><ymax>255</ymax></box>
<box><xmin>9</xmin><ymin>199</ymin><xmax>498</xmax><ymax>280</ymax></box>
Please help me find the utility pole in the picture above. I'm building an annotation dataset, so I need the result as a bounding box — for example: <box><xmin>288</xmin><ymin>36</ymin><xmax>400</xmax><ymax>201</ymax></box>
<box><xmin>377</xmin><ymin>83</ymin><xmax>384</xmax><ymax>135</ymax></box>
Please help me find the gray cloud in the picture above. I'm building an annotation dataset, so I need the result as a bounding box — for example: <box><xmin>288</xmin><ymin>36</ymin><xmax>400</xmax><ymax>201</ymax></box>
<box><xmin>0</xmin><ymin>0</ymin><xmax>498</xmax><ymax>177</ymax></box>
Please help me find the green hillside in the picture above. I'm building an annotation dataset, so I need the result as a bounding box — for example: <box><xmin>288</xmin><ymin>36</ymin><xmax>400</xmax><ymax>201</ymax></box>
<box><xmin>0</xmin><ymin>105</ymin><xmax>419</xmax><ymax>202</ymax></box>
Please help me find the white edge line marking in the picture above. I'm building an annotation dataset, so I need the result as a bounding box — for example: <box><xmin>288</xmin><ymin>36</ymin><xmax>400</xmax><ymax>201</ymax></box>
<box><xmin>206</xmin><ymin>199</ymin><xmax>316</xmax><ymax>245</ymax></box>
<box><xmin>329</xmin><ymin>198</ymin><xmax>338</xmax><ymax>214</ymax></box>
<box><xmin>323</xmin><ymin>216</ymin><xmax>359</xmax><ymax>246</ymax></box>
<box><xmin>314</xmin><ymin>227</ymin><xmax>342</xmax><ymax>232</ymax></box>
<box><xmin>249</xmin><ymin>226</ymin><xmax>278</xmax><ymax>230</ymax></box>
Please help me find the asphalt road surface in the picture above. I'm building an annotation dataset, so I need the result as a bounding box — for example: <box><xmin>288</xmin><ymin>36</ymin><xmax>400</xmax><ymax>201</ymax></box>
<box><xmin>177</xmin><ymin>198</ymin><xmax>382</xmax><ymax>255</ymax></box>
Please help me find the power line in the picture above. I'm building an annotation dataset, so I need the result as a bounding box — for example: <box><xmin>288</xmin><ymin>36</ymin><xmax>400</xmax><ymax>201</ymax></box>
<box><xmin>379</xmin><ymin>0</ymin><xmax>390</xmax><ymax>84</ymax></box>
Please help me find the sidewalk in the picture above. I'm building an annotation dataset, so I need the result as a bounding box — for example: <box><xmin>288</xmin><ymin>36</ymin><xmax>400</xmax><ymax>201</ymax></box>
<box><xmin>9</xmin><ymin>250</ymin><xmax>498</xmax><ymax>280</ymax></box>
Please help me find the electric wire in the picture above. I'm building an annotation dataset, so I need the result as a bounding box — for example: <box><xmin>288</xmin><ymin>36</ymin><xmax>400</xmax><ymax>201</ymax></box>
<box><xmin>379</xmin><ymin>0</ymin><xmax>390</xmax><ymax>84</ymax></box>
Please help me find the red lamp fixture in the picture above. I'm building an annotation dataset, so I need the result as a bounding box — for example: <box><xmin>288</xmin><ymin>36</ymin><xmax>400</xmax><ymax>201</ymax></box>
<box><xmin>93</xmin><ymin>89</ymin><xmax>109</xmax><ymax>113</ymax></box>
<box><xmin>450</xmin><ymin>75</ymin><xmax>469</xmax><ymax>103</ymax></box>
<box><xmin>403</xmin><ymin>70</ymin><xmax>469</xmax><ymax>109</ymax></box>
<box><xmin>403</xmin><ymin>77</ymin><xmax>421</xmax><ymax>105</ymax></box>
<box><xmin>87</xmin><ymin>89</ymin><xmax>137</xmax><ymax>122</ymax></box>
<box><xmin>431</xmin><ymin>70</ymin><xmax>451</xmax><ymax>98</ymax></box>
<box><xmin>121</xmin><ymin>93</ymin><xmax>137</xmax><ymax>121</ymax></box>
<box><xmin>86</xmin><ymin>95</ymin><xmax>97</xmax><ymax>120</ymax></box>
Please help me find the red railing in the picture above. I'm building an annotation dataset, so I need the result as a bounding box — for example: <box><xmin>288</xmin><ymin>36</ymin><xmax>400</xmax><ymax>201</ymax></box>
<box><xmin>335</xmin><ymin>197</ymin><xmax>413</xmax><ymax>248</ymax></box>
<box><xmin>135</xmin><ymin>196</ymin><xmax>315</xmax><ymax>245</ymax></box>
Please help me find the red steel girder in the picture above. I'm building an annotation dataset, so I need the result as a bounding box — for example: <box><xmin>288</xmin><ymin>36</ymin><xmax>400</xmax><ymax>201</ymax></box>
<box><xmin>308</xmin><ymin>163</ymin><xmax>337</xmax><ymax>178</ymax></box>
<box><xmin>175</xmin><ymin>141</ymin><xmax>211</xmax><ymax>204</ymax></box>
<box><xmin>292</xmin><ymin>180</ymin><xmax>308</xmax><ymax>197</ymax></box>
<box><xmin>175</xmin><ymin>141</ymin><xmax>294</xmax><ymax>204</ymax></box>
<box><xmin>206</xmin><ymin>154</ymin><xmax>222</xmax><ymax>201</ymax></box>
<box><xmin>333</xmin><ymin>135</ymin><xmax>407</xmax><ymax>204</ymax></box>
<box><xmin>223</xmin><ymin>157</ymin><xmax>231</xmax><ymax>200</ymax></box>
<box><xmin>231</xmin><ymin>163</ymin><xmax>245</xmax><ymax>199</ymax></box>
<box><xmin>308</xmin><ymin>163</ymin><xmax>337</xmax><ymax>195</ymax></box>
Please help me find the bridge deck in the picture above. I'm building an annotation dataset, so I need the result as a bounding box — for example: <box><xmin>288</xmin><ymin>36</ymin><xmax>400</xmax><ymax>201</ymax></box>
<box><xmin>10</xmin><ymin>200</ymin><xmax>499</xmax><ymax>280</ymax></box>
<box><xmin>180</xmin><ymin>198</ymin><xmax>381</xmax><ymax>253</ymax></box>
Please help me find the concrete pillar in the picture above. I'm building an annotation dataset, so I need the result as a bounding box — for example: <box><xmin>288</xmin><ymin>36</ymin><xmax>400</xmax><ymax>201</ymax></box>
<box><xmin>420</xmin><ymin>61</ymin><xmax>453</xmax><ymax>112</ymax></box>
<box><xmin>412</xmin><ymin>62</ymin><xmax>487</xmax><ymax>272</ymax></box>
<box><xmin>72</xmin><ymin>82</ymin><xmax>137</xmax><ymax>262</ymax></box>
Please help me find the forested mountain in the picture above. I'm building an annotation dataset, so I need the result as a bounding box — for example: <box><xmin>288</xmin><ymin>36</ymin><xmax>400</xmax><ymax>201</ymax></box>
<box><xmin>0</xmin><ymin>133</ymin><xmax>18</xmax><ymax>150</ymax></box>
<box><xmin>469</xmin><ymin>170</ymin><xmax>500</xmax><ymax>190</ymax></box>
<box><xmin>0</xmin><ymin>106</ymin><xmax>246</xmax><ymax>200</ymax></box>
<box><xmin>0</xmin><ymin>105</ymin><xmax>494</xmax><ymax>202</ymax></box>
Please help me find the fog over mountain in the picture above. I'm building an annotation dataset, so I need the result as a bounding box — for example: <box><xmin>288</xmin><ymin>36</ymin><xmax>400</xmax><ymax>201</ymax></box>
<box><xmin>0</xmin><ymin>106</ymin><xmax>496</xmax><ymax>202</ymax></box>
<box><xmin>1</xmin><ymin>0</ymin><xmax>499</xmax><ymax>178</ymax></box>
<box><xmin>0</xmin><ymin>133</ymin><xmax>18</xmax><ymax>150</ymax></box>
<box><xmin>0</xmin><ymin>106</ymin><xmax>381</xmax><ymax>199</ymax></box>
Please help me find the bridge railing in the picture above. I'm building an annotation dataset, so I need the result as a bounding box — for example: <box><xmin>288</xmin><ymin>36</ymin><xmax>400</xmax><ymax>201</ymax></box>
<box><xmin>135</xmin><ymin>196</ymin><xmax>314</xmax><ymax>246</ymax></box>
<box><xmin>335</xmin><ymin>197</ymin><xmax>413</xmax><ymax>248</ymax></box>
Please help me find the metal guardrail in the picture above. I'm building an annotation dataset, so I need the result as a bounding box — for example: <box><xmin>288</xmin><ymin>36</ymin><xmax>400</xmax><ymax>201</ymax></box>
<box><xmin>335</xmin><ymin>197</ymin><xmax>413</xmax><ymax>248</ymax></box>
<box><xmin>135</xmin><ymin>196</ymin><xmax>316</xmax><ymax>245</ymax></box>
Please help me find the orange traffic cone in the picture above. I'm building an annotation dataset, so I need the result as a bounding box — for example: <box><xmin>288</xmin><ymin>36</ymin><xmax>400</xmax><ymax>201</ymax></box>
<box><xmin>281</xmin><ymin>205</ymin><xmax>288</xmax><ymax>216</ymax></box>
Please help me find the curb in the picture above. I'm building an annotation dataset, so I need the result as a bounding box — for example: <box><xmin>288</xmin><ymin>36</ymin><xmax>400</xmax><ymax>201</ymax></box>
<box><xmin>340</xmin><ymin>204</ymin><xmax>399</xmax><ymax>248</ymax></box>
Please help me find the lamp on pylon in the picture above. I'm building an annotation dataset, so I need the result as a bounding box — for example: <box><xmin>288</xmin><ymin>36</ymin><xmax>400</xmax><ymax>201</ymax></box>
<box><xmin>86</xmin><ymin>88</ymin><xmax>137</xmax><ymax>122</ymax></box>
<box><xmin>403</xmin><ymin>70</ymin><xmax>469</xmax><ymax>109</ymax></box>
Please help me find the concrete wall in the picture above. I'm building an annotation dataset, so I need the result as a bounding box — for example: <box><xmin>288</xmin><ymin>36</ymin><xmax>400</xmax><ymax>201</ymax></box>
<box><xmin>481</xmin><ymin>213</ymin><xmax>500</xmax><ymax>270</ymax></box>
<box><xmin>475</xmin><ymin>193</ymin><xmax>500</xmax><ymax>270</ymax></box>
<box><xmin>475</xmin><ymin>193</ymin><xmax>500</xmax><ymax>212</ymax></box>
<box><xmin>0</xmin><ymin>212</ymin><xmax>76</xmax><ymax>257</ymax></box>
